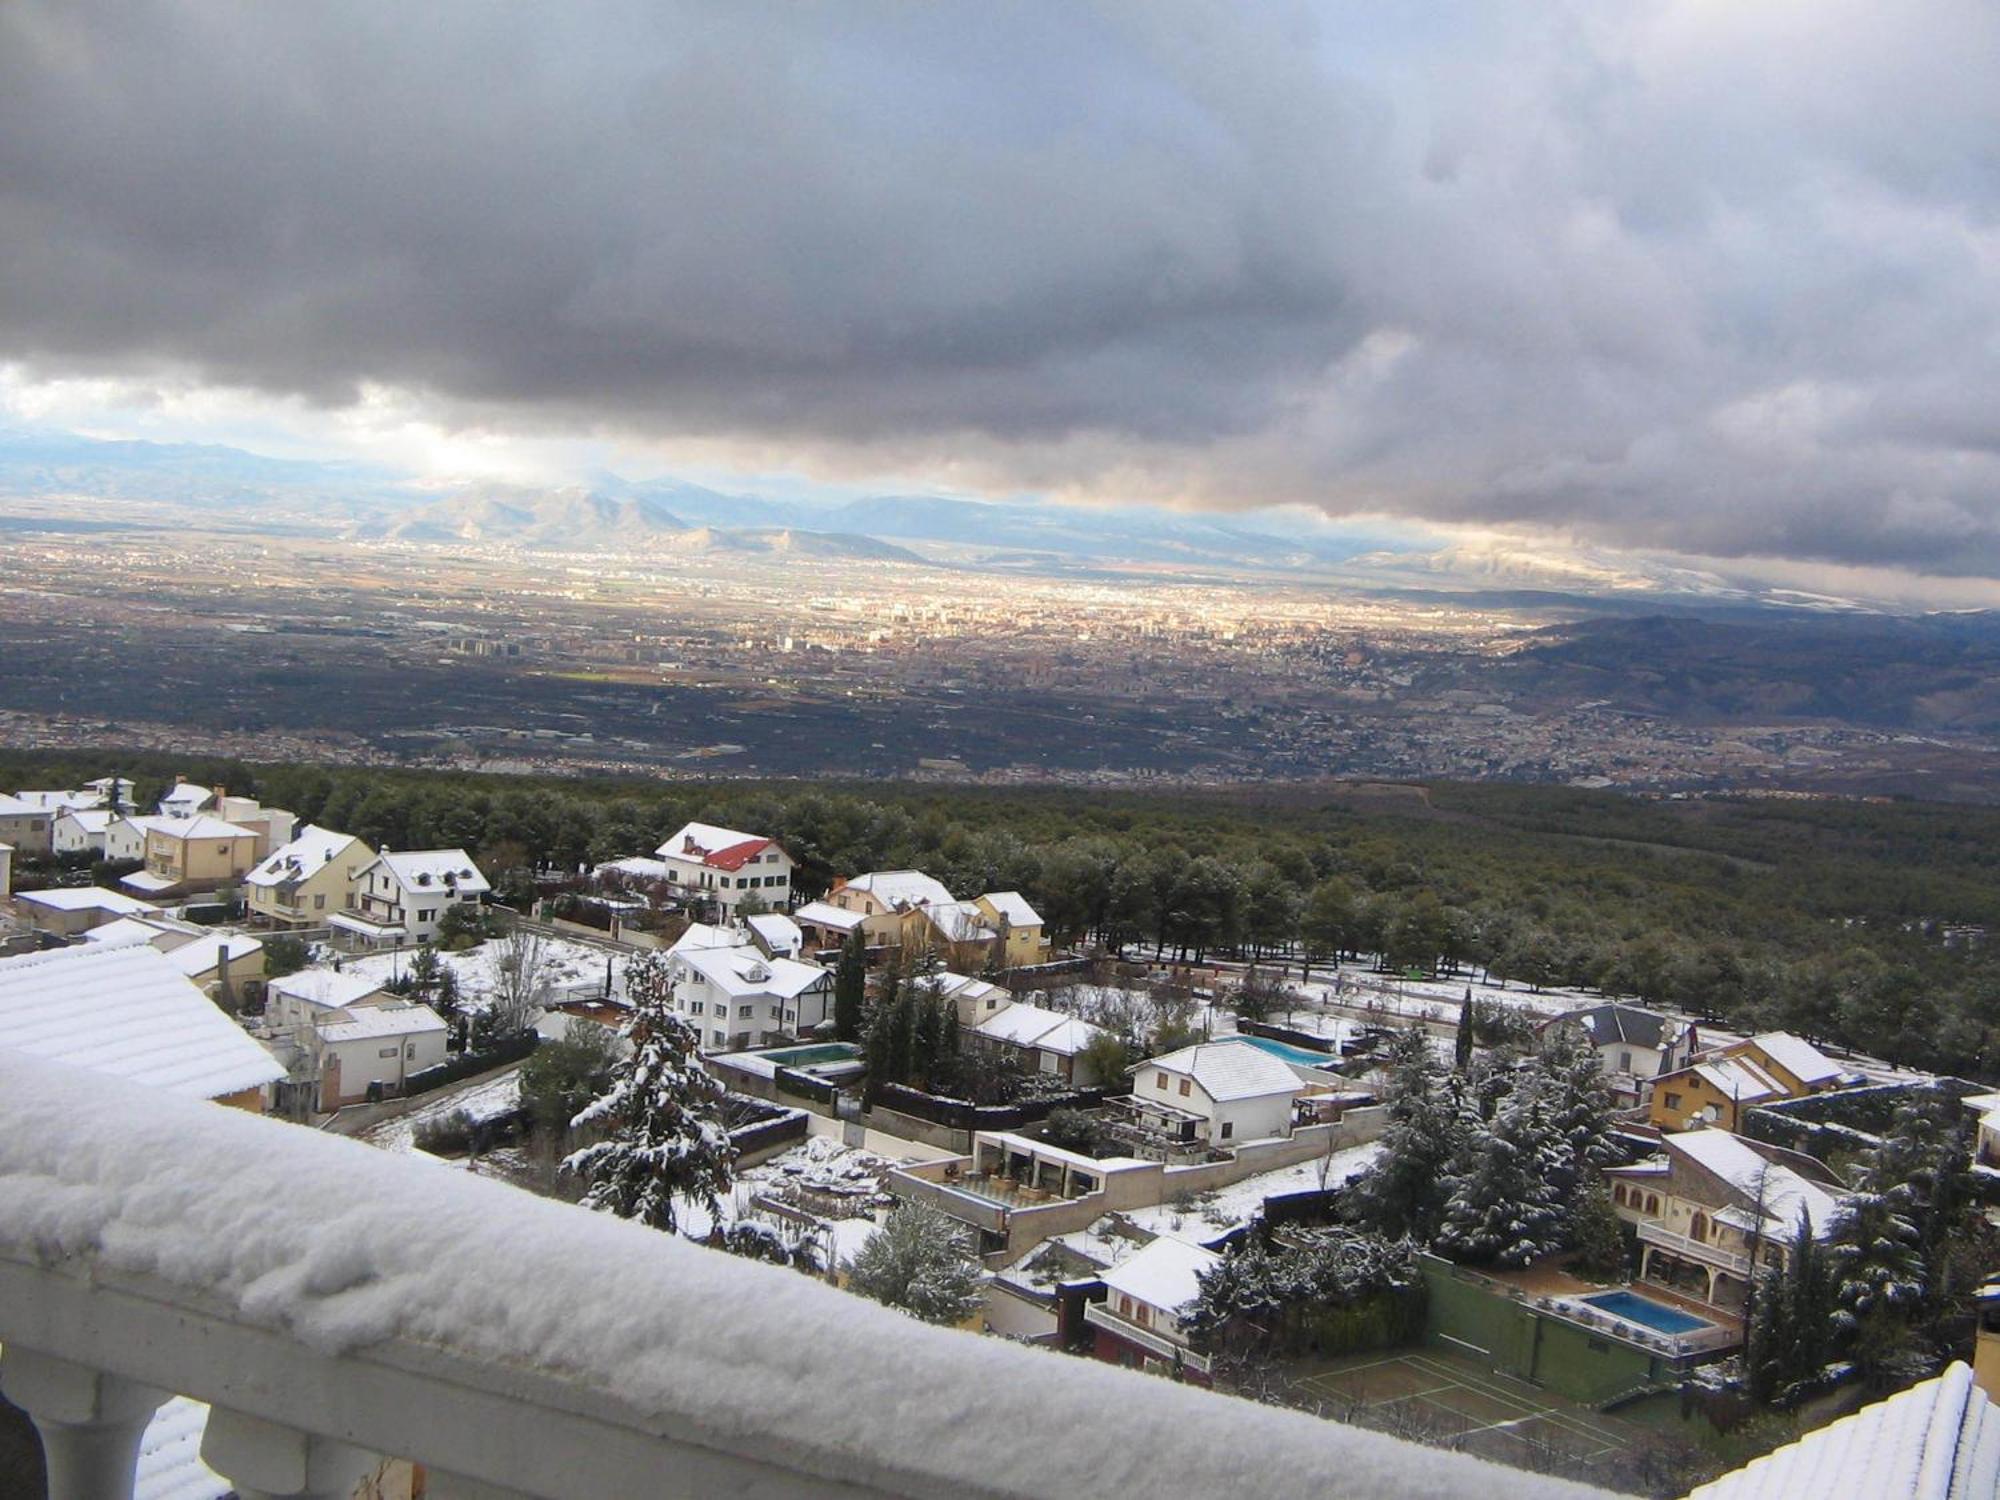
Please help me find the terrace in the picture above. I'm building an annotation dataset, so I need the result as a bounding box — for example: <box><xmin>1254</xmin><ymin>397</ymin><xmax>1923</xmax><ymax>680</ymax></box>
<box><xmin>0</xmin><ymin>1053</ymin><xmax>1612</xmax><ymax>1500</ymax></box>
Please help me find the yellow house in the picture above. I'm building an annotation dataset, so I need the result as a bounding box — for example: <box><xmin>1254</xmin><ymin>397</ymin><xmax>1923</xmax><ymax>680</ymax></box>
<box><xmin>973</xmin><ymin>891</ymin><xmax>1047</xmax><ymax>968</ymax></box>
<box><xmin>165</xmin><ymin>931</ymin><xmax>269</xmax><ymax>1011</ymax></box>
<box><xmin>1648</xmin><ymin>1031</ymin><xmax>1854</xmax><ymax>1133</ymax></box>
<box><xmin>246</xmin><ymin>825</ymin><xmax>377</xmax><ymax>927</ymax></box>
<box><xmin>123</xmin><ymin>815</ymin><xmax>261</xmax><ymax>898</ymax></box>
<box><xmin>1607</xmin><ymin>1129</ymin><xmax>1845</xmax><ymax>1311</ymax></box>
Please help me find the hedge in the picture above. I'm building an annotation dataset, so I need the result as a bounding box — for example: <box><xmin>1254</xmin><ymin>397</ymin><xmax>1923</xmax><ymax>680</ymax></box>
<box><xmin>405</xmin><ymin>1032</ymin><xmax>540</xmax><ymax>1097</ymax></box>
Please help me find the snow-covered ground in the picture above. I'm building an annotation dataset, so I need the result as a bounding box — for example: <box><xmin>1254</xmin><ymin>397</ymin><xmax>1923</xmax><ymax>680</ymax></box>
<box><xmin>360</xmin><ymin>1066</ymin><xmax>525</xmax><ymax>1155</ymax></box>
<box><xmin>339</xmin><ymin>934</ymin><xmax>629</xmax><ymax>1014</ymax></box>
<box><xmin>1120</xmin><ymin>1141</ymin><xmax>1383</xmax><ymax>1243</ymax></box>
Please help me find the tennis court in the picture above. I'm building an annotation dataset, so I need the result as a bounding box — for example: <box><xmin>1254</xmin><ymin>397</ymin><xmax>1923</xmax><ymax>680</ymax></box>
<box><xmin>1296</xmin><ymin>1350</ymin><xmax>1631</xmax><ymax>1467</ymax></box>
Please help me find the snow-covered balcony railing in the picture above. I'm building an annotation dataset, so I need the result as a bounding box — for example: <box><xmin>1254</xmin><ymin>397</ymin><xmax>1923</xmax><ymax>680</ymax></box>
<box><xmin>0</xmin><ymin>1052</ymin><xmax>1613</xmax><ymax>1500</ymax></box>
<box><xmin>1635</xmin><ymin>1220</ymin><xmax>1752</xmax><ymax>1277</ymax></box>
<box><xmin>1080</xmin><ymin>1301</ymin><xmax>1214</xmax><ymax>1375</ymax></box>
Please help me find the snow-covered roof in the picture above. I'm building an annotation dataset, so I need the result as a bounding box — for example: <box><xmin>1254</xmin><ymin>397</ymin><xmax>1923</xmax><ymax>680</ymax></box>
<box><xmin>1098</xmin><ymin>1234</ymin><xmax>1221</xmax><ymax>1316</ymax></box>
<box><xmin>1691</xmin><ymin>1056</ymin><xmax>1788</xmax><ymax>1104</ymax></box>
<box><xmin>1749</xmin><ymin>1031</ymin><xmax>1850</xmax><ymax>1087</ymax></box>
<box><xmin>154</xmin><ymin>814</ymin><xmax>257</xmax><ymax>841</ymax></box>
<box><xmin>0</xmin><ymin>793</ymin><xmax>43</xmax><ymax>817</ymax></box>
<box><xmin>931</xmin><ymin>970</ymin><xmax>1010</xmax><ymax>1007</ymax></box>
<box><xmin>135</xmin><ymin>1396</ymin><xmax>229</xmax><ymax>1500</ymax></box>
<box><xmin>1143</xmin><ymin>1040</ymin><xmax>1305</xmax><ymax>1102</ymax></box>
<box><xmin>245</xmin><ymin>824</ymin><xmax>362</xmax><ymax>887</ymax></box>
<box><xmin>980</xmin><ymin>890</ymin><xmax>1042</xmax><ymax>928</ymax></box>
<box><xmin>268</xmin><ymin>968</ymin><xmax>389</xmax><ymax>1012</ymax></box>
<box><xmin>15</xmin><ymin>885</ymin><xmax>157</xmax><ymax>914</ymax></box>
<box><xmin>318</xmin><ymin>1000</ymin><xmax>448</xmax><ymax>1043</ymax></box>
<box><xmin>1666</xmin><ymin>1130</ymin><xmax>1845</xmax><ymax>1238</ymax></box>
<box><xmin>1683</xmin><ymin>1361</ymin><xmax>2000</xmax><ymax>1500</ymax></box>
<box><xmin>972</xmin><ymin>1001</ymin><xmax>1108</xmax><ymax>1056</ymax></box>
<box><xmin>374</xmin><ymin>849</ymin><xmax>490</xmax><ymax>895</ymax></box>
<box><xmin>163</xmin><ymin>932</ymin><xmax>263</xmax><ymax>978</ymax></box>
<box><xmin>158</xmin><ymin>782</ymin><xmax>214</xmax><ymax>811</ymax></box>
<box><xmin>675</xmin><ymin>944</ymin><xmax>829</xmax><ymax>1000</ymax></box>
<box><xmin>0</xmin><ymin>943</ymin><xmax>283</xmax><ymax>1099</ymax></box>
<box><xmin>84</xmin><ymin>914</ymin><xmax>198</xmax><ymax>949</ymax></box>
<box><xmin>670</xmin><ymin>921</ymin><xmax>748</xmax><ymax>953</ymax></box>
<box><xmin>745</xmin><ymin>913</ymin><xmax>802</xmax><ymax>953</ymax></box>
<box><xmin>656</xmin><ymin>821</ymin><xmax>777</xmax><ymax>871</ymax></box>
<box><xmin>792</xmin><ymin>899</ymin><xmax>865</xmax><ymax>932</ymax></box>
<box><xmin>0</xmin><ymin>1052</ymin><xmax>1600</xmax><ymax>1500</ymax></box>
<box><xmin>120</xmin><ymin>869</ymin><xmax>184</xmax><ymax>894</ymax></box>
<box><xmin>14</xmin><ymin>788</ymin><xmax>105</xmax><ymax>812</ymax></box>
<box><xmin>55</xmin><ymin>807</ymin><xmax>117</xmax><ymax>833</ymax></box>
<box><xmin>840</xmin><ymin>869</ymin><xmax>954</xmax><ymax>909</ymax></box>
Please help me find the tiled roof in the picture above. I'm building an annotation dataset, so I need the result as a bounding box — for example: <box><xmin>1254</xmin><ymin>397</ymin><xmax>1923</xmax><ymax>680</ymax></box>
<box><xmin>656</xmin><ymin>822</ymin><xmax>778</xmax><ymax>870</ymax></box>
<box><xmin>1683</xmin><ymin>1362</ymin><xmax>2000</xmax><ymax>1500</ymax></box>
<box><xmin>0</xmin><ymin>943</ymin><xmax>283</xmax><ymax>1099</ymax></box>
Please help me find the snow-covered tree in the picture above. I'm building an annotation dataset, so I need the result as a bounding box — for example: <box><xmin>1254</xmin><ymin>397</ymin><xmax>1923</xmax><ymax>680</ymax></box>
<box><xmin>562</xmin><ymin>952</ymin><xmax>734</xmax><ymax>1234</ymax></box>
<box><xmin>847</xmin><ymin>1201</ymin><xmax>982</xmax><ymax>1325</ymax></box>
<box><xmin>1348</xmin><ymin>1027</ymin><xmax>1463</xmax><ymax>1242</ymax></box>
<box><xmin>1567</xmin><ymin>1174</ymin><xmax>1628</xmax><ymax>1279</ymax></box>
<box><xmin>1829</xmin><ymin>1185</ymin><xmax>1927</xmax><ymax>1363</ymax></box>
<box><xmin>1535</xmin><ymin>1024</ymin><xmax>1616</xmax><ymax>1200</ymax></box>
<box><xmin>1434</xmin><ymin>1078</ymin><xmax>1567</xmax><ymax>1268</ymax></box>
<box><xmin>1189</xmin><ymin>1227</ymin><xmax>1422</xmax><ymax>1358</ymax></box>
<box><xmin>1746</xmin><ymin>1210</ymin><xmax>1837</xmax><ymax>1405</ymax></box>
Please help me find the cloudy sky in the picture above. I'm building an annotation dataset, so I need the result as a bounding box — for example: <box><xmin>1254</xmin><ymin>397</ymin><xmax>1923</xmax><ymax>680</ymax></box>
<box><xmin>3</xmin><ymin>2</ymin><xmax>1998</xmax><ymax>593</ymax></box>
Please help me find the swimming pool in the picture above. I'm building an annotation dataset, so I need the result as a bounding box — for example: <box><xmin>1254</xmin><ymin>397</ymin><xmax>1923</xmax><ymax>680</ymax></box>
<box><xmin>1225</xmin><ymin>1035</ymin><xmax>1341</xmax><ymax>1070</ymax></box>
<box><xmin>756</xmin><ymin>1043</ymin><xmax>865</xmax><ymax>1070</ymax></box>
<box><xmin>1581</xmin><ymin>1290</ymin><xmax>1712</xmax><ymax>1336</ymax></box>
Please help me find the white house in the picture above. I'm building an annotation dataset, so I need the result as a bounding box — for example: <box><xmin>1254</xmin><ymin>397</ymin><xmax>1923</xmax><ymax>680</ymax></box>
<box><xmin>1087</xmin><ymin>1235</ymin><xmax>1222</xmax><ymax>1384</ymax></box>
<box><xmin>653</xmin><ymin>822</ymin><xmax>795</xmax><ymax>912</ymax></box>
<box><xmin>931</xmin><ymin>971</ymin><xmax>1110</xmax><ymax>1085</ymax></box>
<box><xmin>158</xmin><ymin>781</ymin><xmax>217</xmax><ymax>818</ymax></box>
<box><xmin>0</xmin><ymin>842</ymin><xmax>10</xmax><ymax>899</ymax></box>
<box><xmin>245</xmin><ymin>824</ymin><xmax>376</xmax><ymax>928</ymax></box>
<box><xmin>104</xmin><ymin>813</ymin><xmax>176</xmax><ymax>864</ymax></box>
<box><xmin>744</xmin><ymin>912</ymin><xmax>804</xmax><ymax>960</ymax></box>
<box><xmin>51</xmin><ymin>807</ymin><xmax>117</xmax><ymax>855</ymax></box>
<box><xmin>0</xmin><ymin>943</ymin><xmax>283</xmax><ymax>1109</ymax></box>
<box><xmin>1538</xmin><ymin>1002</ymin><xmax>1699</xmax><ymax>1105</ymax></box>
<box><xmin>265</xmin><ymin>968</ymin><xmax>394</xmax><ymax>1034</ymax></box>
<box><xmin>0</xmin><ymin>794</ymin><xmax>54</xmax><ymax>856</ymax></box>
<box><xmin>349</xmin><ymin>849</ymin><xmax>490</xmax><ymax>946</ymax></box>
<box><xmin>312</xmin><ymin>1001</ymin><xmax>450</xmax><ymax>1109</ymax></box>
<box><xmin>1128</xmin><ymin>1040</ymin><xmax>1306</xmax><ymax>1148</ymax></box>
<box><xmin>664</xmin><ymin>926</ymin><xmax>832</xmax><ymax>1052</ymax></box>
<box><xmin>13</xmin><ymin>885</ymin><xmax>159</xmax><ymax>937</ymax></box>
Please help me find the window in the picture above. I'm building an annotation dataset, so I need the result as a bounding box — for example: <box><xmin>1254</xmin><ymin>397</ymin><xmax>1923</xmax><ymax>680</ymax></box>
<box><xmin>690</xmin><ymin>1001</ymin><xmax>704</xmax><ymax>1016</ymax></box>
<box><xmin>1220</xmin><ymin>1121</ymin><xmax>1234</xmax><ymax>1140</ymax></box>
<box><xmin>987</xmin><ymin>998</ymin><xmax>998</xmax><ymax>1010</ymax></box>
<box><xmin>1646</xmin><ymin>1194</ymin><xmax>1660</xmax><ymax>1214</ymax></box>
<box><xmin>1154</xmin><ymin>1071</ymin><xmax>1167</xmax><ymax>1089</ymax></box>
<box><xmin>1135</xmin><ymin>1305</ymin><xmax>1151</xmax><ymax>1327</ymax></box>
<box><xmin>737</xmin><ymin>1005</ymin><xmax>753</xmax><ymax>1019</ymax></box>
<box><xmin>419</xmin><ymin>907</ymin><xmax>436</xmax><ymax>921</ymax></box>
<box><xmin>1118</xmin><ymin>1295</ymin><xmax>1132</xmax><ymax>1316</ymax></box>
<box><xmin>711</xmin><ymin>1031</ymin><xmax>726</xmax><ymax>1047</ymax></box>
<box><xmin>405</xmin><ymin>1042</ymin><xmax>417</xmax><ymax>1059</ymax></box>
<box><xmin>1619</xmin><ymin>1050</ymin><xmax>1632</xmax><ymax>1071</ymax></box>
<box><xmin>314</xmin><ymin>893</ymin><xmax>326</xmax><ymax>910</ymax></box>
<box><xmin>1178</xmin><ymin>1078</ymin><xmax>1191</xmax><ymax>1097</ymax></box>
<box><xmin>1664</xmin><ymin>1091</ymin><xmax>1682</xmax><ymax>1111</ymax></box>
<box><xmin>378</xmin><ymin>1047</ymin><xmax>398</xmax><ymax>1059</ymax></box>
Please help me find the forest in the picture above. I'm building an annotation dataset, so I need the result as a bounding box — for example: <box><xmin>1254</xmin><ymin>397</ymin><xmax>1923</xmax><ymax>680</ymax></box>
<box><xmin>8</xmin><ymin>748</ymin><xmax>2000</xmax><ymax>1079</ymax></box>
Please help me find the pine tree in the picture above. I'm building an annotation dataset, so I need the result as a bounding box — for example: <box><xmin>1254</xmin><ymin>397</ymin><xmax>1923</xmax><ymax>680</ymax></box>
<box><xmin>847</xmin><ymin>1201</ymin><xmax>982</xmax><ymax>1324</ymax></box>
<box><xmin>1434</xmin><ymin>1077</ymin><xmax>1566</xmax><ymax>1268</ymax></box>
<box><xmin>1455</xmin><ymin>989</ymin><xmax>1475</xmax><ymax>1069</ymax></box>
<box><xmin>562</xmin><ymin>953</ymin><xmax>734</xmax><ymax>1234</ymax></box>
<box><xmin>1568</xmin><ymin>1173</ymin><xmax>1627</xmax><ymax>1279</ymax></box>
<box><xmin>1747</xmin><ymin>1210</ymin><xmax>1837</xmax><ymax>1403</ymax></box>
<box><xmin>1349</xmin><ymin>1027</ymin><xmax>1463</xmax><ymax>1242</ymax></box>
<box><xmin>1536</xmin><ymin>1024</ymin><xmax>1616</xmax><ymax>1200</ymax></box>
<box><xmin>1829</xmin><ymin>1187</ymin><xmax>1926</xmax><ymax>1371</ymax></box>
<box><xmin>833</xmin><ymin>927</ymin><xmax>866</xmax><ymax>1041</ymax></box>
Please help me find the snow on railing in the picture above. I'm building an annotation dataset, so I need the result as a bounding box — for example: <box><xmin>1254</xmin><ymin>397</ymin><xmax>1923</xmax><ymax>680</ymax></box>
<box><xmin>0</xmin><ymin>1051</ymin><xmax>1612</xmax><ymax>1500</ymax></box>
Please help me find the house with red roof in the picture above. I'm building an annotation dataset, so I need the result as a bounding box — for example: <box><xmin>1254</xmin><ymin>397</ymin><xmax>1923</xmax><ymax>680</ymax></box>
<box><xmin>654</xmin><ymin>821</ymin><xmax>794</xmax><ymax>913</ymax></box>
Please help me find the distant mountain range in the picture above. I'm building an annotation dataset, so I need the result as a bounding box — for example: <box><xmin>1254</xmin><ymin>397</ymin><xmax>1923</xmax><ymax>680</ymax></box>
<box><xmin>0</xmin><ymin>423</ymin><xmax>1920</xmax><ymax>614</ymax></box>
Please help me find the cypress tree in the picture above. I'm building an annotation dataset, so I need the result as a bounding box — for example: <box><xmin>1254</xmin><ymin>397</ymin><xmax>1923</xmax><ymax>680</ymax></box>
<box><xmin>833</xmin><ymin>927</ymin><xmax>867</xmax><ymax>1041</ymax></box>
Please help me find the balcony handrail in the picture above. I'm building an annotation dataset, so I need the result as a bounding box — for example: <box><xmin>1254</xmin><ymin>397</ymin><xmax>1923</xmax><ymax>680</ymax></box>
<box><xmin>0</xmin><ymin>1052</ymin><xmax>1608</xmax><ymax>1500</ymax></box>
<box><xmin>1636</xmin><ymin>1219</ymin><xmax>1752</xmax><ymax>1275</ymax></box>
<box><xmin>1080</xmin><ymin>1300</ymin><xmax>1212</xmax><ymax>1374</ymax></box>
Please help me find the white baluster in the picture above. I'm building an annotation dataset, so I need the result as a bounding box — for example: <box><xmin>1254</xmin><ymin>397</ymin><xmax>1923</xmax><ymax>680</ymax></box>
<box><xmin>0</xmin><ymin>1345</ymin><xmax>169</xmax><ymax>1500</ymax></box>
<box><xmin>199</xmin><ymin>1406</ymin><xmax>378</xmax><ymax>1500</ymax></box>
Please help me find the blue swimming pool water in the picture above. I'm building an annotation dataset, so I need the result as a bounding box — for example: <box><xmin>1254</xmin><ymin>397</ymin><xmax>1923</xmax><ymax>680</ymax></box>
<box><xmin>756</xmin><ymin>1043</ymin><xmax>864</xmax><ymax>1069</ymax></box>
<box><xmin>1582</xmin><ymin>1290</ymin><xmax>1711</xmax><ymax>1335</ymax></box>
<box><xmin>1227</xmin><ymin>1035</ymin><xmax>1340</xmax><ymax>1070</ymax></box>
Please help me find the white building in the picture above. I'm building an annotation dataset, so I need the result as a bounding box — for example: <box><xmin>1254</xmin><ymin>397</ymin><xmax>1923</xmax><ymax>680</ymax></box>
<box><xmin>1129</xmin><ymin>1040</ymin><xmax>1306</xmax><ymax>1148</ymax></box>
<box><xmin>349</xmin><ymin>849</ymin><xmax>491</xmax><ymax>946</ymax></box>
<box><xmin>312</xmin><ymin>1001</ymin><xmax>450</xmax><ymax>1109</ymax></box>
<box><xmin>665</xmin><ymin>926</ymin><xmax>832</xmax><ymax>1052</ymax></box>
<box><xmin>104</xmin><ymin>813</ymin><xmax>177</xmax><ymax>864</ymax></box>
<box><xmin>1087</xmin><ymin>1235</ymin><xmax>1222</xmax><ymax>1382</ymax></box>
<box><xmin>0</xmin><ymin>842</ymin><xmax>10</xmax><ymax>898</ymax></box>
<box><xmin>933</xmin><ymin>971</ymin><xmax>1111</xmax><ymax>1085</ymax></box>
<box><xmin>265</xmin><ymin>968</ymin><xmax>393</xmax><ymax>1034</ymax></box>
<box><xmin>653</xmin><ymin>822</ymin><xmax>795</xmax><ymax>912</ymax></box>
<box><xmin>51</xmin><ymin>807</ymin><xmax>117</xmax><ymax>855</ymax></box>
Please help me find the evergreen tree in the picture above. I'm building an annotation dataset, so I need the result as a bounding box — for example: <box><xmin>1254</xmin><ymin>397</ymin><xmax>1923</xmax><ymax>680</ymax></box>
<box><xmin>1829</xmin><ymin>1186</ymin><xmax>1927</xmax><ymax>1370</ymax></box>
<box><xmin>1535</xmin><ymin>1024</ymin><xmax>1616</xmax><ymax>1200</ymax></box>
<box><xmin>1747</xmin><ymin>1211</ymin><xmax>1837</xmax><ymax>1404</ymax></box>
<box><xmin>833</xmin><ymin>927</ymin><xmax>866</xmax><ymax>1041</ymax></box>
<box><xmin>1348</xmin><ymin>1027</ymin><xmax>1463</xmax><ymax>1242</ymax></box>
<box><xmin>1434</xmin><ymin>1078</ymin><xmax>1566</xmax><ymax>1268</ymax></box>
<box><xmin>847</xmin><ymin>1202</ymin><xmax>983</xmax><ymax>1324</ymax></box>
<box><xmin>563</xmin><ymin>954</ymin><xmax>734</xmax><ymax>1234</ymax></box>
<box><xmin>1454</xmin><ymin>988</ymin><xmax>1475</xmax><ymax>1069</ymax></box>
<box><xmin>1568</xmin><ymin>1174</ymin><xmax>1628</xmax><ymax>1279</ymax></box>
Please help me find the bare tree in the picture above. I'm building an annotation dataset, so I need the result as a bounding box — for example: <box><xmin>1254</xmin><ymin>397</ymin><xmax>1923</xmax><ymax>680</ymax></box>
<box><xmin>485</xmin><ymin>926</ymin><xmax>578</xmax><ymax>1037</ymax></box>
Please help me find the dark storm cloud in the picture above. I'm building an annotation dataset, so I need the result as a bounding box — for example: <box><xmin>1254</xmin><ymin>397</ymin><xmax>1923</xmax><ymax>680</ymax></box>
<box><xmin>3</xmin><ymin>2</ymin><xmax>2000</xmax><ymax>575</ymax></box>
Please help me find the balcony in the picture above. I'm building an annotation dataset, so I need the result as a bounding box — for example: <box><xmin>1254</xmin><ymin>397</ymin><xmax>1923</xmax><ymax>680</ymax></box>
<box><xmin>0</xmin><ymin>1051</ymin><xmax>1609</xmax><ymax>1500</ymax></box>
<box><xmin>1081</xmin><ymin>1301</ymin><xmax>1212</xmax><ymax>1376</ymax></box>
<box><xmin>1636</xmin><ymin>1220</ymin><xmax>1752</xmax><ymax>1277</ymax></box>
